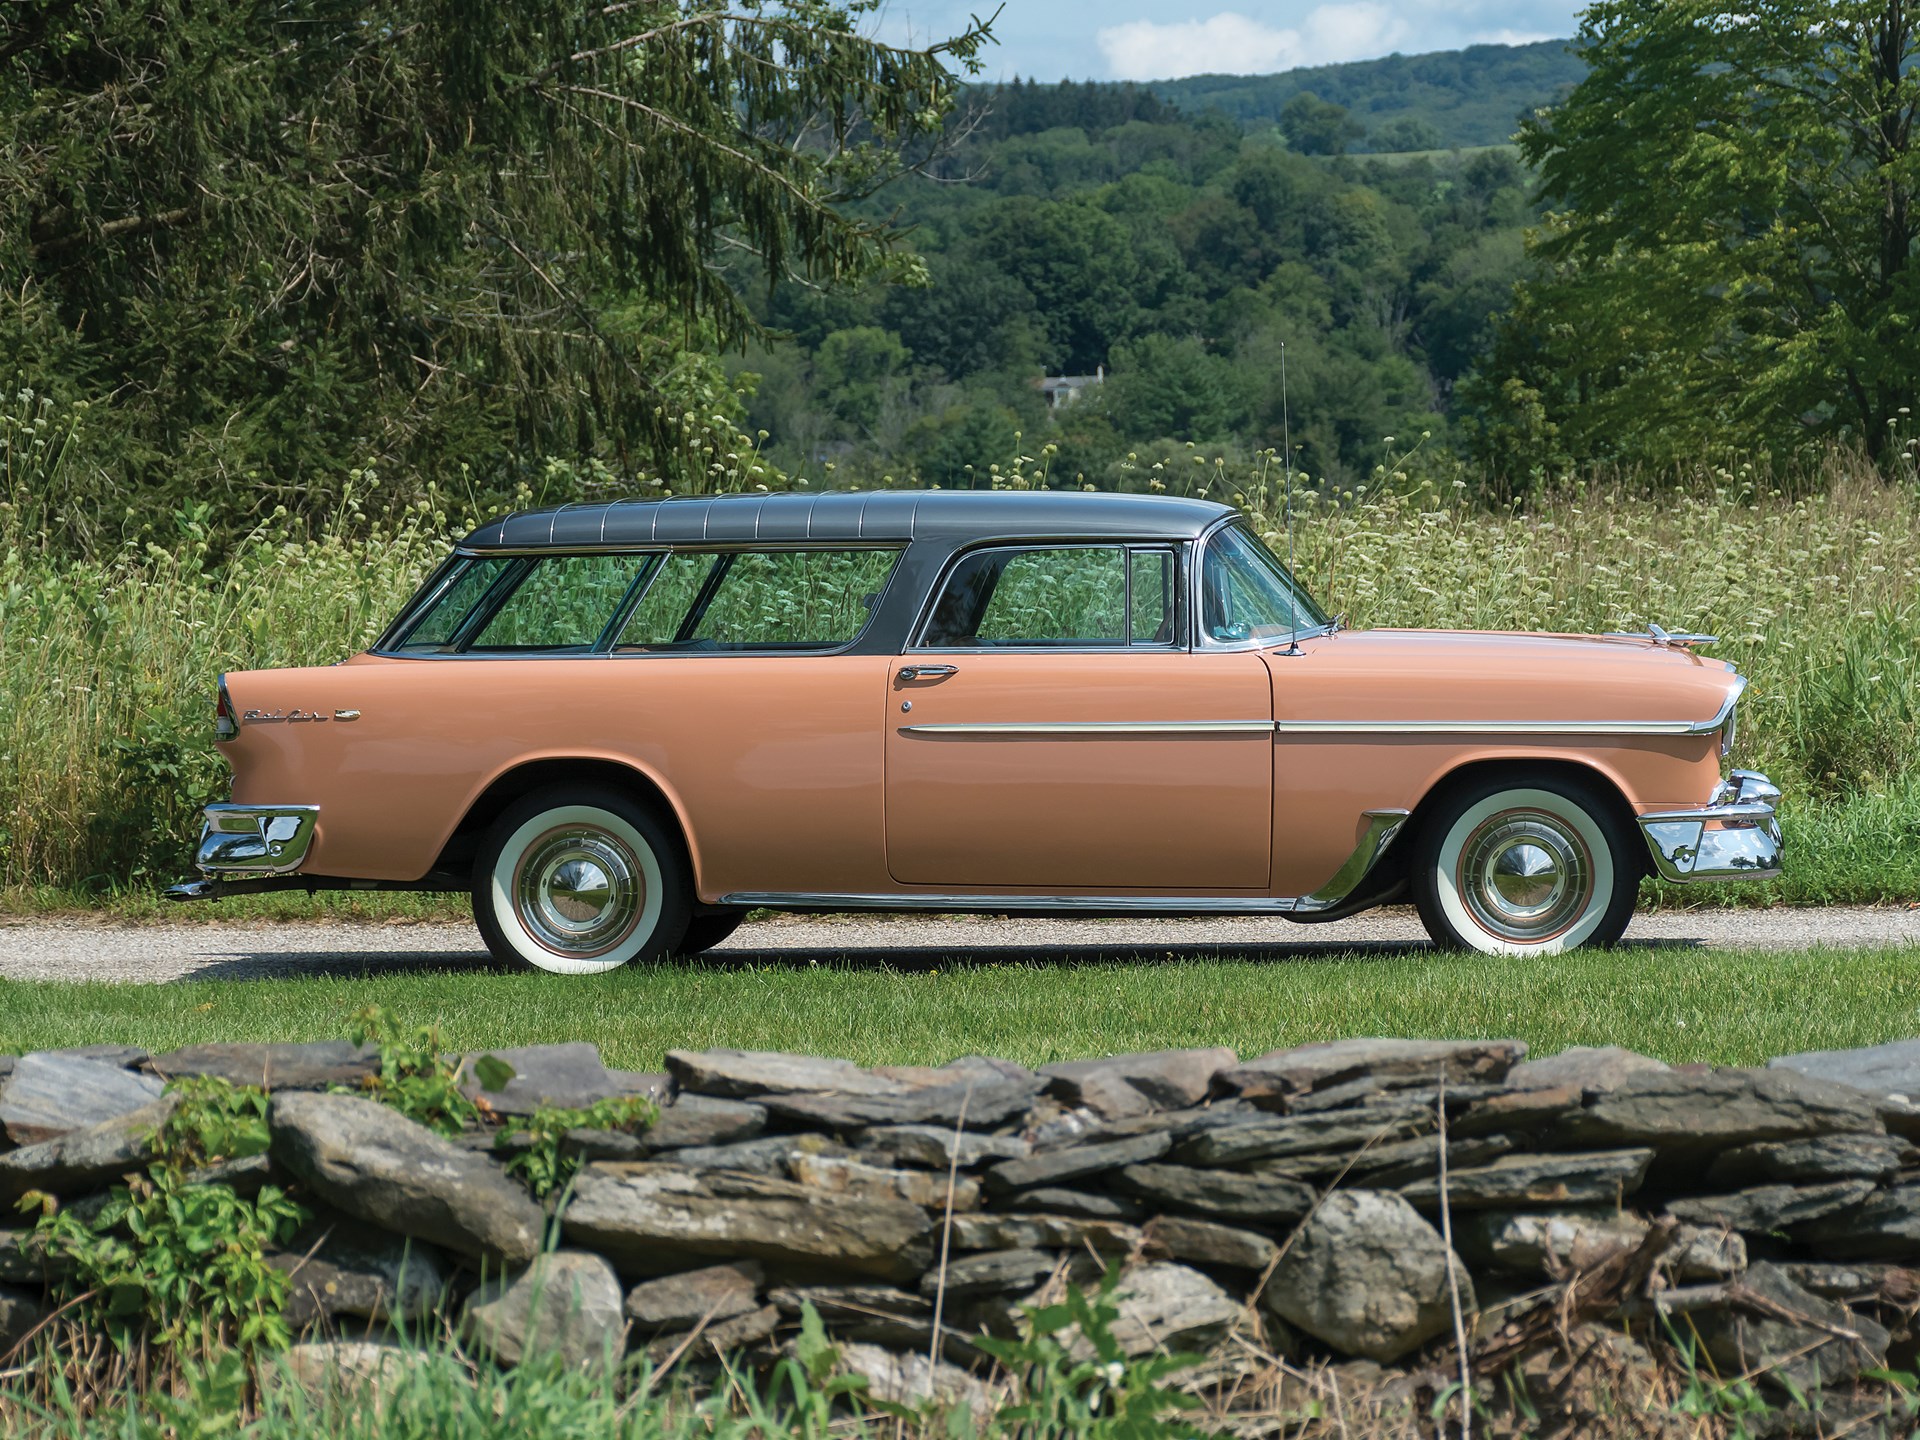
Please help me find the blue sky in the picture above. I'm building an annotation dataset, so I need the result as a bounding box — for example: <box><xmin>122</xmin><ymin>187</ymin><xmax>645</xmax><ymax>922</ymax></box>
<box><xmin>869</xmin><ymin>0</ymin><xmax>1583</xmax><ymax>81</ymax></box>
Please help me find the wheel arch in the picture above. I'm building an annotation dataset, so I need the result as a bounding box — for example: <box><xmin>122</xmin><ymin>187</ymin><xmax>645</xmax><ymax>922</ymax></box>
<box><xmin>1401</xmin><ymin>754</ymin><xmax>1648</xmax><ymax>879</ymax></box>
<box><xmin>431</xmin><ymin>754</ymin><xmax>702</xmax><ymax>888</ymax></box>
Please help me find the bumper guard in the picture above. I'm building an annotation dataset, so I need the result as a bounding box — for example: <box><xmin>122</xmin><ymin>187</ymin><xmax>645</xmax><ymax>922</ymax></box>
<box><xmin>1638</xmin><ymin>770</ymin><xmax>1782</xmax><ymax>882</ymax></box>
<box><xmin>190</xmin><ymin>803</ymin><xmax>319</xmax><ymax>878</ymax></box>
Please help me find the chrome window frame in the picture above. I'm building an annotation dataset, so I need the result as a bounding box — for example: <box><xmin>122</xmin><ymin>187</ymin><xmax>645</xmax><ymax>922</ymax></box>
<box><xmin>1192</xmin><ymin>515</ymin><xmax>1335</xmax><ymax>652</ymax></box>
<box><xmin>369</xmin><ymin>542</ymin><xmax>908</xmax><ymax>660</ymax></box>
<box><xmin>905</xmin><ymin>540</ymin><xmax>1189</xmax><ymax>654</ymax></box>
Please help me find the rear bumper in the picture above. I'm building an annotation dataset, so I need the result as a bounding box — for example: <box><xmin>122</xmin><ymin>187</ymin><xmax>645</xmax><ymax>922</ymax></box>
<box><xmin>190</xmin><ymin>803</ymin><xmax>319</xmax><ymax>878</ymax></box>
<box><xmin>1638</xmin><ymin>770</ymin><xmax>1782</xmax><ymax>883</ymax></box>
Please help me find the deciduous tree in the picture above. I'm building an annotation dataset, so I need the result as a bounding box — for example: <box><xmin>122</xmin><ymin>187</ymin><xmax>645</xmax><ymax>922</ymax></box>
<box><xmin>1472</xmin><ymin>0</ymin><xmax>1918</xmax><ymax>471</ymax></box>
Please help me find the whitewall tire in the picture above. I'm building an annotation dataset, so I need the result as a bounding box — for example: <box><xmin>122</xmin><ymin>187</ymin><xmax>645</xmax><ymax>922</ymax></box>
<box><xmin>473</xmin><ymin>788</ymin><xmax>690</xmax><ymax>974</ymax></box>
<box><xmin>1411</xmin><ymin>774</ymin><xmax>1639</xmax><ymax>955</ymax></box>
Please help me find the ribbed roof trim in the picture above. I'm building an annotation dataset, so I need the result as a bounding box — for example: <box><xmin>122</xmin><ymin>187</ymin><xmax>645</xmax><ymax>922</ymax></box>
<box><xmin>459</xmin><ymin>490</ymin><xmax>1237</xmax><ymax>550</ymax></box>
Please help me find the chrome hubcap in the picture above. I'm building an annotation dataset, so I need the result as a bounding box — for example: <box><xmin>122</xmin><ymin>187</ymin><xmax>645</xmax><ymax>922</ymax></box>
<box><xmin>514</xmin><ymin>827</ymin><xmax>643</xmax><ymax>957</ymax></box>
<box><xmin>1459</xmin><ymin>811</ymin><xmax>1592</xmax><ymax>942</ymax></box>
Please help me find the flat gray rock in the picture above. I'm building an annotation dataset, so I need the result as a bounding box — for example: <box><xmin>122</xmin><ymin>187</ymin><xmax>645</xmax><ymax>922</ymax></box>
<box><xmin>1176</xmin><ymin>1107</ymin><xmax>1434</xmax><ymax>1166</ymax></box>
<box><xmin>1705</xmin><ymin>1133</ymin><xmax>1908</xmax><ymax>1188</ymax></box>
<box><xmin>1004</xmin><ymin>1187</ymin><xmax>1145</xmax><ymax>1221</ymax></box>
<box><xmin>1104</xmin><ymin>1263</ymin><xmax>1240</xmax><ymax>1357</ymax></box>
<box><xmin>1669</xmin><ymin>1180</ymin><xmax>1877</xmax><ymax>1234</ymax></box>
<box><xmin>1556</xmin><ymin>1069</ymin><xmax>1882</xmax><ymax>1155</ymax></box>
<box><xmin>859</xmin><ymin>1125</ymin><xmax>1031</xmax><ymax>1170</ymax></box>
<box><xmin>1400</xmin><ymin>1149</ymin><xmax>1654</xmax><ymax>1210</ymax></box>
<box><xmin>0</xmin><ymin>1282</ymin><xmax>45</xmax><ymax>1355</ymax></box>
<box><xmin>768</xmin><ymin>1281</ymin><xmax>930</xmax><ymax>1319</ymax></box>
<box><xmin>1692</xmin><ymin>1261</ymin><xmax>1889</xmax><ymax>1396</ymax></box>
<box><xmin>268</xmin><ymin>1219</ymin><xmax>450</xmax><ymax>1330</ymax></box>
<box><xmin>640</xmin><ymin>1303</ymin><xmax>780</xmax><ymax>1364</ymax></box>
<box><xmin>461</xmin><ymin>1043</ymin><xmax>638</xmax><ymax>1116</ymax></box>
<box><xmin>758</xmin><ymin>1075</ymin><xmax>1045</xmax><ymax>1132</ymax></box>
<box><xmin>1794</xmin><ymin>1184</ymin><xmax>1920</xmax><ymax>1260</ymax></box>
<box><xmin>146</xmin><ymin>1041</ymin><xmax>377</xmax><ymax>1091</ymax></box>
<box><xmin>788</xmin><ymin>1152</ymin><xmax>980</xmax><ymax>1211</ymax></box>
<box><xmin>1115</xmin><ymin>1163</ymin><xmax>1315</xmax><ymax>1222</ymax></box>
<box><xmin>1455</xmin><ymin>1209</ymin><xmax>1650</xmax><ymax>1278</ymax></box>
<box><xmin>0</xmin><ymin>1095</ymin><xmax>178</xmax><ymax>1202</ymax></box>
<box><xmin>1222</xmin><ymin>1039</ymin><xmax>1527</xmax><ymax>1105</ymax></box>
<box><xmin>465</xmin><ymin>1250</ymin><xmax>624</xmax><ymax>1370</ymax></box>
<box><xmin>1777</xmin><ymin>1262</ymin><xmax>1920</xmax><ymax>1302</ymax></box>
<box><xmin>1263</xmin><ymin>1190</ymin><xmax>1471</xmax><ymax>1362</ymax></box>
<box><xmin>835</xmin><ymin>1341</ymin><xmax>1000</xmax><ymax>1419</ymax></box>
<box><xmin>0</xmin><ymin>1057</ymin><xmax>14</xmax><ymax>1082</ymax></box>
<box><xmin>50</xmin><ymin>1045</ymin><xmax>148</xmax><ymax>1068</ymax></box>
<box><xmin>949</xmin><ymin>1213</ymin><xmax>1140</xmax><ymax>1254</ymax></box>
<box><xmin>1667</xmin><ymin>1226</ymin><xmax>1749</xmax><ymax>1282</ymax></box>
<box><xmin>1506</xmin><ymin>1046</ymin><xmax>1667</xmax><ymax>1093</ymax></box>
<box><xmin>659</xmin><ymin>1134</ymin><xmax>846</xmax><ymax>1176</ymax></box>
<box><xmin>626</xmin><ymin>1260</ymin><xmax>763</xmax><ymax>1329</ymax></box>
<box><xmin>920</xmin><ymin>1247</ymin><xmax>1059</xmax><ymax>1298</ymax></box>
<box><xmin>0</xmin><ymin>1053</ymin><xmax>164</xmax><ymax>1146</ymax></box>
<box><xmin>666</xmin><ymin>1049</ymin><xmax>904</xmax><ymax>1099</ymax></box>
<box><xmin>1143</xmin><ymin>1215</ymin><xmax>1278</xmax><ymax>1271</ymax></box>
<box><xmin>564</xmin><ymin>1163</ymin><xmax>932</xmax><ymax>1281</ymax></box>
<box><xmin>1771</xmin><ymin>1039</ymin><xmax>1920</xmax><ymax>1102</ymax></box>
<box><xmin>645</xmin><ymin>1094</ymin><xmax>766</xmax><ymax>1150</ymax></box>
<box><xmin>1040</xmin><ymin>1048</ymin><xmax>1238</xmax><ymax>1113</ymax></box>
<box><xmin>987</xmin><ymin>1130</ymin><xmax>1170</xmax><ymax>1194</ymax></box>
<box><xmin>269</xmin><ymin>1092</ymin><xmax>544</xmax><ymax>1266</ymax></box>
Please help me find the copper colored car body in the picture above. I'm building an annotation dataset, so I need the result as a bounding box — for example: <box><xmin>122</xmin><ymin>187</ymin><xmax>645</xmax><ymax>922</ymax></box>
<box><xmin>170</xmin><ymin>490</ymin><xmax>1780</xmax><ymax>967</ymax></box>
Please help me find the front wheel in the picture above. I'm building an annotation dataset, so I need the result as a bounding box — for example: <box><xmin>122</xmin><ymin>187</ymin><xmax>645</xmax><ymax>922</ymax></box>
<box><xmin>473</xmin><ymin>787</ymin><xmax>690</xmax><ymax>973</ymax></box>
<box><xmin>1411</xmin><ymin>773</ymin><xmax>1640</xmax><ymax>955</ymax></box>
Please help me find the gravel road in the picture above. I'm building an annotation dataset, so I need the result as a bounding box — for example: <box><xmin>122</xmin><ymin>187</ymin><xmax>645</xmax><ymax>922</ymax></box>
<box><xmin>1</xmin><ymin>905</ymin><xmax>1916</xmax><ymax>984</ymax></box>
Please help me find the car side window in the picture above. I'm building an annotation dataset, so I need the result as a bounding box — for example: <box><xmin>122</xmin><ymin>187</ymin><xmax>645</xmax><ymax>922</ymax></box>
<box><xmin>921</xmin><ymin>545</ymin><xmax>1178</xmax><ymax>648</ymax></box>
<box><xmin>391</xmin><ymin>556</ymin><xmax>520</xmax><ymax>650</ymax></box>
<box><xmin>615</xmin><ymin>548</ymin><xmax>898</xmax><ymax>652</ymax></box>
<box><xmin>468</xmin><ymin>554</ymin><xmax>655</xmax><ymax>651</ymax></box>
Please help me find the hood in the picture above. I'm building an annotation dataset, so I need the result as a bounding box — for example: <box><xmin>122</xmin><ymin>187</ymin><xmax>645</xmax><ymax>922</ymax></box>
<box><xmin>1277</xmin><ymin>628</ymin><xmax>1742</xmax><ymax>728</ymax></box>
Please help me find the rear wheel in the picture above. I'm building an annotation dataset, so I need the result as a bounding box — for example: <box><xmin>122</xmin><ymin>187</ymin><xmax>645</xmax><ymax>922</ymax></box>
<box><xmin>678</xmin><ymin>911</ymin><xmax>747</xmax><ymax>955</ymax></box>
<box><xmin>473</xmin><ymin>787</ymin><xmax>690</xmax><ymax>974</ymax></box>
<box><xmin>1411</xmin><ymin>772</ymin><xmax>1640</xmax><ymax>955</ymax></box>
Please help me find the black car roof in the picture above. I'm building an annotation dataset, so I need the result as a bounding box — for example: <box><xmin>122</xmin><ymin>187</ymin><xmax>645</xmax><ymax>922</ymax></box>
<box><xmin>459</xmin><ymin>489</ymin><xmax>1238</xmax><ymax>550</ymax></box>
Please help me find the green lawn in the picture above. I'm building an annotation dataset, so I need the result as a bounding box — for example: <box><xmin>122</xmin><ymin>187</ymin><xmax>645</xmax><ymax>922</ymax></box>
<box><xmin>2</xmin><ymin>944</ymin><xmax>1915</xmax><ymax>1070</ymax></box>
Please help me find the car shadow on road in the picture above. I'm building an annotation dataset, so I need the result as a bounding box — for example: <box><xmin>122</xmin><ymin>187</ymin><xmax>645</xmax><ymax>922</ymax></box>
<box><xmin>169</xmin><ymin>935</ymin><xmax>1701</xmax><ymax>982</ymax></box>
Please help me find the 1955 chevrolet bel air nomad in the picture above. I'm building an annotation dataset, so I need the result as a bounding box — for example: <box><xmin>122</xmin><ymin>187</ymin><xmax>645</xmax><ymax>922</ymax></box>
<box><xmin>169</xmin><ymin>490</ymin><xmax>1781</xmax><ymax>968</ymax></box>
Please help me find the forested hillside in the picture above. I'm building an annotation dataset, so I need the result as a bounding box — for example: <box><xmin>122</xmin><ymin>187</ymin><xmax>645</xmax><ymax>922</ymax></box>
<box><xmin>1148</xmin><ymin>40</ymin><xmax>1585</xmax><ymax>151</ymax></box>
<box><xmin>740</xmin><ymin>93</ymin><xmax>1537</xmax><ymax>490</ymax></box>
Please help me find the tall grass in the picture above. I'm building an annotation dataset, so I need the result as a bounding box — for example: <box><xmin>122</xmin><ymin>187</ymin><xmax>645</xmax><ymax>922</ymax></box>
<box><xmin>4</xmin><ymin>401</ymin><xmax>1918</xmax><ymax>901</ymax></box>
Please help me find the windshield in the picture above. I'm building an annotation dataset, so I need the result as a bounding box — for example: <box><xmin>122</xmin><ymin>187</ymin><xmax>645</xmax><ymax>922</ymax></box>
<box><xmin>1199</xmin><ymin>525</ymin><xmax>1329</xmax><ymax>645</ymax></box>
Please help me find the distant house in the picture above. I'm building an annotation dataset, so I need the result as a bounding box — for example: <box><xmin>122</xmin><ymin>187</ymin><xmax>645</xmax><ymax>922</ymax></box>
<box><xmin>1036</xmin><ymin>365</ymin><xmax>1105</xmax><ymax>410</ymax></box>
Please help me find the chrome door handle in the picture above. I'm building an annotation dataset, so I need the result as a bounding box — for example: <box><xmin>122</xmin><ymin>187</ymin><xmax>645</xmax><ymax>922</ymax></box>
<box><xmin>897</xmin><ymin>664</ymin><xmax>959</xmax><ymax>682</ymax></box>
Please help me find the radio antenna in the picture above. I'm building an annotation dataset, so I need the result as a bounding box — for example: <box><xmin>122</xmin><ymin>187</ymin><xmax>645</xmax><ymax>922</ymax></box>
<box><xmin>1278</xmin><ymin>340</ymin><xmax>1303</xmax><ymax>657</ymax></box>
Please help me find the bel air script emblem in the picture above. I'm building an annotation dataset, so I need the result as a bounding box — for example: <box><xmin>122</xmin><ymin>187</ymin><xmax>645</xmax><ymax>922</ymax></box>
<box><xmin>242</xmin><ymin>708</ymin><xmax>361</xmax><ymax>724</ymax></box>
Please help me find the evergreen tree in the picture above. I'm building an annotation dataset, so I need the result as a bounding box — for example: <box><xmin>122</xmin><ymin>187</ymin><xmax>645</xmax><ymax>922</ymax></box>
<box><xmin>0</xmin><ymin>0</ymin><xmax>991</xmax><ymax>544</ymax></box>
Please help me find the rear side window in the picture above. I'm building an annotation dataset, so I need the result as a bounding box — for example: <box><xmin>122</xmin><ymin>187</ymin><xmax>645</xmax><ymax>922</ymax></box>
<box><xmin>388</xmin><ymin>553</ymin><xmax>654</xmax><ymax>653</ymax></box>
<box><xmin>920</xmin><ymin>545</ymin><xmax>1179</xmax><ymax>648</ymax></box>
<box><xmin>389</xmin><ymin>557</ymin><xmax>519</xmax><ymax>651</ymax></box>
<box><xmin>616</xmin><ymin>548</ymin><xmax>898</xmax><ymax>652</ymax></box>
<box><xmin>469</xmin><ymin>554</ymin><xmax>651</xmax><ymax>651</ymax></box>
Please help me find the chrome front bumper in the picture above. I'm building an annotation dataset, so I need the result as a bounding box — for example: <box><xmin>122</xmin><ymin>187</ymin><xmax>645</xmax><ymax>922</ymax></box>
<box><xmin>190</xmin><ymin>803</ymin><xmax>319</xmax><ymax>878</ymax></box>
<box><xmin>1638</xmin><ymin>770</ymin><xmax>1782</xmax><ymax>882</ymax></box>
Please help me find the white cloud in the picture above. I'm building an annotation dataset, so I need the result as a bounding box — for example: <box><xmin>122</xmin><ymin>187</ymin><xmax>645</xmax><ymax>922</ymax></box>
<box><xmin>1096</xmin><ymin>7</ymin><xmax>1413</xmax><ymax>81</ymax></box>
<box><xmin>1468</xmin><ymin>27</ymin><xmax>1558</xmax><ymax>45</ymax></box>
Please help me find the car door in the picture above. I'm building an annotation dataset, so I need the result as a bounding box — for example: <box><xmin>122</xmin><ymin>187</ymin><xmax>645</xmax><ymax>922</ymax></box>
<box><xmin>883</xmin><ymin>542</ymin><xmax>1274</xmax><ymax>891</ymax></box>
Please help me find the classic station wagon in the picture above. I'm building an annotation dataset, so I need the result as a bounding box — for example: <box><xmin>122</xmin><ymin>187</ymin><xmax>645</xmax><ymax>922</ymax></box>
<box><xmin>170</xmin><ymin>490</ymin><xmax>1781</xmax><ymax>967</ymax></box>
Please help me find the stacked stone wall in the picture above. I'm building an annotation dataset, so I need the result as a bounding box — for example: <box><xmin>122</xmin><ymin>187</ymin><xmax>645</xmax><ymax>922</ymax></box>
<box><xmin>4</xmin><ymin>1034</ymin><xmax>1920</xmax><ymax>1424</ymax></box>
